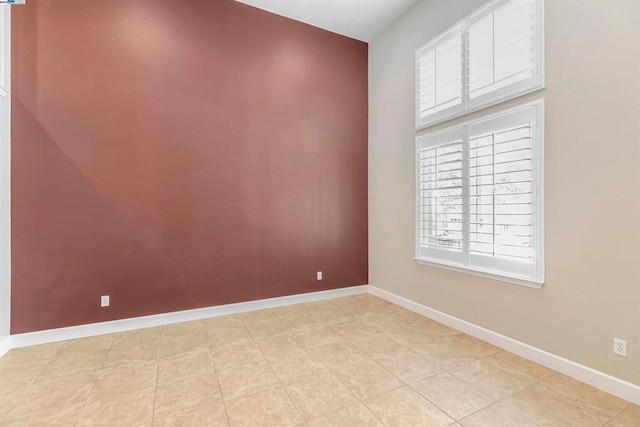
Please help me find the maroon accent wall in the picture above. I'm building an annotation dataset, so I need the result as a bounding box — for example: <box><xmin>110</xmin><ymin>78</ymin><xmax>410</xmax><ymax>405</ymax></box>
<box><xmin>11</xmin><ymin>0</ymin><xmax>368</xmax><ymax>333</ymax></box>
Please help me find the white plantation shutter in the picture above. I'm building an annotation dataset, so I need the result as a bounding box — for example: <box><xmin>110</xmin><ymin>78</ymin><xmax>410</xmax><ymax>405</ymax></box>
<box><xmin>468</xmin><ymin>105</ymin><xmax>541</xmax><ymax>279</ymax></box>
<box><xmin>416</xmin><ymin>102</ymin><xmax>543</xmax><ymax>285</ymax></box>
<box><xmin>415</xmin><ymin>0</ymin><xmax>543</xmax><ymax>129</ymax></box>
<box><xmin>416</xmin><ymin>26</ymin><xmax>464</xmax><ymax>128</ymax></box>
<box><xmin>467</xmin><ymin>0</ymin><xmax>541</xmax><ymax>108</ymax></box>
<box><xmin>416</xmin><ymin>128</ymin><xmax>465</xmax><ymax>263</ymax></box>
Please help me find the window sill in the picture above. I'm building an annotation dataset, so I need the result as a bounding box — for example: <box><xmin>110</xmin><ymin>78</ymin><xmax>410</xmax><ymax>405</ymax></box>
<box><xmin>414</xmin><ymin>258</ymin><xmax>544</xmax><ymax>289</ymax></box>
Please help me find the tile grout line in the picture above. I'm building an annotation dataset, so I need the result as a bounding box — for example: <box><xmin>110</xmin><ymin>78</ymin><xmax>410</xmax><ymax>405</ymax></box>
<box><xmin>73</xmin><ymin>335</ymin><xmax>114</xmax><ymax>426</ymax></box>
<box><xmin>206</xmin><ymin>335</ymin><xmax>232</xmax><ymax>427</ymax></box>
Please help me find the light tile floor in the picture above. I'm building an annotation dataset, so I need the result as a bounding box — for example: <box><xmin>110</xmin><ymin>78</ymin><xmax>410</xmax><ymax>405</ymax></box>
<box><xmin>0</xmin><ymin>294</ymin><xmax>638</xmax><ymax>426</ymax></box>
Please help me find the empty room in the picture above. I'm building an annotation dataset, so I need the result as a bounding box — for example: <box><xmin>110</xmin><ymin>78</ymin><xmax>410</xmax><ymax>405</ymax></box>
<box><xmin>0</xmin><ymin>0</ymin><xmax>638</xmax><ymax>425</ymax></box>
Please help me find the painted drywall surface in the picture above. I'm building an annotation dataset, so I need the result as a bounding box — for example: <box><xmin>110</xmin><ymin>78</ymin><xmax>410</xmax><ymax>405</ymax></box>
<box><xmin>369</xmin><ymin>0</ymin><xmax>640</xmax><ymax>384</ymax></box>
<box><xmin>11</xmin><ymin>0</ymin><xmax>368</xmax><ymax>333</ymax></box>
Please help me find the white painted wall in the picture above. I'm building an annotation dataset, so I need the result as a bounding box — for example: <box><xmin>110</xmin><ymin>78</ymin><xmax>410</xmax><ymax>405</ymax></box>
<box><xmin>0</xmin><ymin>5</ymin><xmax>11</xmax><ymax>350</ymax></box>
<box><xmin>369</xmin><ymin>0</ymin><xmax>640</xmax><ymax>385</ymax></box>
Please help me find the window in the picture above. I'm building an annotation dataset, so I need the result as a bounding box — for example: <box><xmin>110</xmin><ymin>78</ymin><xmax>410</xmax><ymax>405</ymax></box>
<box><xmin>416</xmin><ymin>26</ymin><xmax>464</xmax><ymax>124</ymax></box>
<box><xmin>416</xmin><ymin>101</ymin><xmax>543</xmax><ymax>286</ymax></box>
<box><xmin>416</xmin><ymin>0</ymin><xmax>544</xmax><ymax>129</ymax></box>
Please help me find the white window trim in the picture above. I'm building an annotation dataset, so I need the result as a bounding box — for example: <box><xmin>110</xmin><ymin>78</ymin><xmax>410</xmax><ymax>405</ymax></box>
<box><xmin>415</xmin><ymin>100</ymin><xmax>545</xmax><ymax>288</ymax></box>
<box><xmin>415</xmin><ymin>0</ymin><xmax>545</xmax><ymax>130</ymax></box>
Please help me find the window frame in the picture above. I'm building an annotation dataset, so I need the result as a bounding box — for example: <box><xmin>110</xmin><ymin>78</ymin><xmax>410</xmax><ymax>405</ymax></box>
<box><xmin>415</xmin><ymin>100</ymin><xmax>545</xmax><ymax>288</ymax></box>
<box><xmin>415</xmin><ymin>0</ymin><xmax>545</xmax><ymax>130</ymax></box>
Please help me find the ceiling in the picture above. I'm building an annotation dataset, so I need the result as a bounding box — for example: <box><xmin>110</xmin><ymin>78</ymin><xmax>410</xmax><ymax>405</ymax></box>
<box><xmin>235</xmin><ymin>0</ymin><xmax>418</xmax><ymax>42</ymax></box>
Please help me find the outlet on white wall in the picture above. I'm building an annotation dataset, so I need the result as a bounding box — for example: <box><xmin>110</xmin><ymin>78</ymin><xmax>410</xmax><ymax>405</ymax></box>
<box><xmin>317</xmin><ymin>271</ymin><xmax>322</xmax><ymax>280</ymax></box>
<box><xmin>613</xmin><ymin>338</ymin><xmax>627</xmax><ymax>357</ymax></box>
<box><xmin>100</xmin><ymin>295</ymin><xmax>110</xmax><ymax>308</ymax></box>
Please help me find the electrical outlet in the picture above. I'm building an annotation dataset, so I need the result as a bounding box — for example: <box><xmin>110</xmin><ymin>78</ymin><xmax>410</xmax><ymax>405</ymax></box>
<box><xmin>317</xmin><ymin>271</ymin><xmax>323</xmax><ymax>280</ymax></box>
<box><xmin>100</xmin><ymin>295</ymin><xmax>110</xmax><ymax>307</ymax></box>
<box><xmin>613</xmin><ymin>338</ymin><xmax>627</xmax><ymax>357</ymax></box>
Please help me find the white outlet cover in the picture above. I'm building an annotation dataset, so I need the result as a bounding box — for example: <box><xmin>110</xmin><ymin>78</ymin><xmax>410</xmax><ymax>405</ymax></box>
<box><xmin>317</xmin><ymin>271</ymin><xmax>322</xmax><ymax>280</ymax></box>
<box><xmin>101</xmin><ymin>295</ymin><xmax>110</xmax><ymax>307</ymax></box>
<box><xmin>613</xmin><ymin>338</ymin><xmax>627</xmax><ymax>357</ymax></box>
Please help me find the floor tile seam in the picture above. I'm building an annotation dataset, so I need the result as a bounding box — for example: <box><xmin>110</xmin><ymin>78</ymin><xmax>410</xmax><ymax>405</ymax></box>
<box><xmin>278</xmin><ymin>347</ymin><xmax>362</xmax><ymax>422</ymax></box>
<box><xmin>157</xmin><ymin>346</ymin><xmax>210</xmax><ymax>362</ymax></box>
<box><xmin>406</xmin><ymin>375</ymin><xmax>499</xmax><ymax>422</ymax></box>
<box><xmin>156</xmin><ymin>365</ymin><xmax>218</xmax><ymax>388</ymax></box>
<box><xmin>149</xmin><ymin>352</ymin><xmax>161</xmax><ymax>425</ymax></box>
<box><xmin>257</xmin><ymin>341</ymin><xmax>306</xmax><ymax>425</ymax></box>
<box><xmin>236</xmin><ymin>313</ymin><xmax>286</xmax><ymax>341</ymax></box>
<box><xmin>72</xmin><ymin>363</ymin><xmax>104</xmax><ymax>426</ymax></box>
<box><xmin>534</xmin><ymin>381</ymin><xmax>626</xmax><ymax>425</ymax></box>
<box><xmin>205</xmin><ymin>345</ymin><xmax>232</xmax><ymax>427</ymax></box>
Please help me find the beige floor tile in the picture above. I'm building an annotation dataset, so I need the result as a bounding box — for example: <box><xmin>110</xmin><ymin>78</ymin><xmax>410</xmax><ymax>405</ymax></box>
<box><xmin>257</xmin><ymin>333</ymin><xmax>307</xmax><ymax>360</ymax></box>
<box><xmin>2</xmin><ymin>372</ymin><xmax>95</xmax><ymax>424</ymax></box>
<box><xmin>111</xmin><ymin>327</ymin><xmax>162</xmax><ymax>350</ymax></box>
<box><xmin>102</xmin><ymin>345</ymin><xmax>159</xmax><ymax>369</ymax></box>
<box><xmin>363</xmin><ymin>386</ymin><xmax>454</xmax><ymax>427</ymax></box>
<box><xmin>1</xmin><ymin>297</ymin><xmax>634</xmax><ymax>427</ymax></box>
<box><xmin>159</xmin><ymin>333</ymin><xmax>208</xmax><ymax>358</ymax></box>
<box><xmin>0</xmin><ymin>384</ymin><xmax>25</xmax><ymax>420</ymax></box>
<box><xmin>157</xmin><ymin>349</ymin><xmax>214</xmax><ymax>385</ymax></box>
<box><xmin>382</xmin><ymin>327</ymin><xmax>440</xmax><ymax>349</ymax></box>
<box><xmin>91</xmin><ymin>360</ymin><xmax>158</xmax><ymax>400</ymax></box>
<box><xmin>77</xmin><ymin>385</ymin><xmax>155</xmax><ymax>426</ymax></box>
<box><xmin>203</xmin><ymin>314</ymin><xmax>245</xmax><ymax>331</ymax></box>
<box><xmin>225</xmin><ymin>387</ymin><xmax>303</xmax><ymax>426</ymax></box>
<box><xmin>34</xmin><ymin>350</ymin><xmax>107</xmax><ymax>382</ymax></box>
<box><xmin>295</xmin><ymin>325</ymin><xmax>344</xmax><ymax>348</ymax></box>
<box><xmin>416</xmin><ymin>319</ymin><xmax>463</xmax><ymax>337</ymax></box>
<box><xmin>409</xmin><ymin>336</ymin><xmax>478</xmax><ymax>370</ymax></box>
<box><xmin>411</xmin><ymin>373</ymin><xmax>495</xmax><ymax>420</ymax></box>
<box><xmin>307</xmin><ymin>403</ymin><xmax>383</xmax><ymax>427</ymax></box>
<box><xmin>267</xmin><ymin>348</ymin><xmax>331</xmax><ymax>385</ymax></box>
<box><xmin>304</xmin><ymin>303</ymin><xmax>353</xmax><ymax>326</ymax></box>
<box><xmin>349</xmin><ymin>333</ymin><xmax>406</xmax><ymax>358</ymax></box>
<box><xmin>1</xmin><ymin>342</ymin><xmax>64</xmax><ymax>364</ymax></box>
<box><xmin>161</xmin><ymin>320</ymin><xmax>206</xmax><ymax>339</ymax></box>
<box><xmin>539</xmin><ymin>373</ymin><xmax>629</xmax><ymax>424</ymax></box>
<box><xmin>280</xmin><ymin>314</ymin><xmax>327</xmax><ymax>332</ymax></box>
<box><xmin>373</xmin><ymin>348</ymin><xmax>442</xmax><ymax>384</ymax></box>
<box><xmin>152</xmin><ymin>403</ymin><xmax>228</xmax><ymax>426</ymax></box>
<box><xmin>450</xmin><ymin>359</ymin><xmax>529</xmax><ymax>400</ymax></box>
<box><xmin>0</xmin><ymin>359</ymin><xmax>49</xmax><ymax>388</ymax></box>
<box><xmin>332</xmin><ymin>359</ymin><xmax>403</xmax><ymax>400</ymax></box>
<box><xmin>271</xmin><ymin>303</ymin><xmax>314</xmax><ymax>320</ymax></box>
<box><xmin>209</xmin><ymin>341</ymin><xmax>265</xmax><ymax>370</ymax></box>
<box><xmin>606</xmin><ymin>404</ymin><xmax>640</xmax><ymax>426</ymax></box>
<box><xmin>330</xmin><ymin>320</ymin><xmax>381</xmax><ymax>341</ymax></box>
<box><xmin>459</xmin><ymin>401</ymin><xmax>538</xmax><ymax>427</ymax></box>
<box><xmin>503</xmin><ymin>385</ymin><xmax>601</xmax><ymax>426</ymax></box>
<box><xmin>153</xmin><ymin>373</ymin><xmax>222</xmax><ymax>420</ymax></box>
<box><xmin>56</xmin><ymin>335</ymin><xmax>113</xmax><ymax>357</ymax></box>
<box><xmin>217</xmin><ymin>360</ymin><xmax>280</xmax><ymax>401</ymax></box>
<box><xmin>440</xmin><ymin>334</ymin><xmax>499</xmax><ymax>358</ymax></box>
<box><xmin>312</xmin><ymin>341</ymin><xmax>368</xmax><ymax>369</ymax></box>
<box><xmin>240</xmin><ymin>309</ymin><xmax>290</xmax><ymax>339</ymax></box>
<box><xmin>284</xmin><ymin>372</ymin><xmax>358</xmax><ymax>420</ymax></box>
<box><xmin>1</xmin><ymin>401</ymin><xmax>85</xmax><ymax>427</ymax></box>
<box><xmin>203</xmin><ymin>316</ymin><xmax>253</xmax><ymax>348</ymax></box>
<box><xmin>483</xmin><ymin>350</ymin><xmax>555</xmax><ymax>384</ymax></box>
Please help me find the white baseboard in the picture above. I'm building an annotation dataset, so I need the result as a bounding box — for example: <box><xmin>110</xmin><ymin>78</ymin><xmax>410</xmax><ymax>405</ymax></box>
<box><xmin>10</xmin><ymin>285</ymin><xmax>368</xmax><ymax>349</ymax></box>
<box><xmin>0</xmin><ymin>336</ymin><xmax>10</xmax><ymax>358</ymax></box>
<box><xmin>369</xmin><ymin>285</ymin><xmax>640</xmax><ymax>406</ymax></box>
